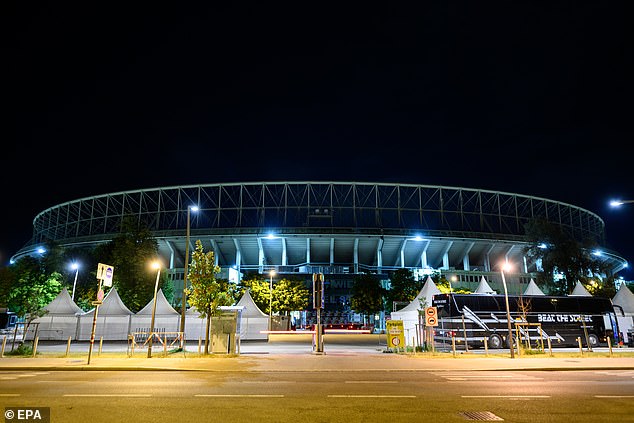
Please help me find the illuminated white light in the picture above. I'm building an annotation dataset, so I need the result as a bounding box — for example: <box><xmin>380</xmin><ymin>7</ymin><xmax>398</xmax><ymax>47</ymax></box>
<box><xmin>37</xmin><ymin>247</ymin><xmax>46</xmax><ymax>254</ymax></box>
<box><xmin>610</xmin><ymin>200</ymin><xmax>624</xmax><ymax>207</ymax></box>
<box><xmin>593</xmin><ymin>250</ymin><xmax>603</xmax><ymax>257</ymax></box>
<box><xmin>70</xmin><ymin>262</ymin><xmax>79</xmax><ymax>270</ymax></box>
<box><xmin>538</xmin><ymin>243</ymin><xmax>548</xmax><ymax>249</ymax></box>
<box><xmin>266</xmin><ymin>233</ymin><xmax>277</xmax><ymax>239</ymax></box>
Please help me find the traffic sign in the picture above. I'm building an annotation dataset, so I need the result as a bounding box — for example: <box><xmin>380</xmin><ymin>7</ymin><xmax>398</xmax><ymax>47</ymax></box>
<box><xmin>97</xmin><ymin>263</ymin><xmax>114</xmax><ymax>287</ymax></box>
<box><xmin>424</xmin><ymin>306</ymin><xmax>438</xmax><ymax>326</ymax></box>
<box><xmin>97</xmin><ymin>289</ymin><xmax>104</xmax><ymax>301</ymax></box>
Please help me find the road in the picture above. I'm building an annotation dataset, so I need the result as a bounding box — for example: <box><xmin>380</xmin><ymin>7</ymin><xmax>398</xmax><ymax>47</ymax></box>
<box><xmin>1</xmin><ymin>368</ymin><xmax>633</xmax><ymax>422</ymax></box>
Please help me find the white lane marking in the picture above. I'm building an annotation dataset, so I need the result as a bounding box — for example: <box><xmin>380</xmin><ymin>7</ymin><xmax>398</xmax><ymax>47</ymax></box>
<box><xmin>594</xmin><ymin>395</ymin><xmax>634</xmax><ymax>398</ymax></box>
<box><xmin>462</xmin><ymin>395</ymin><xmax>550</xmax><ymax>398</ymax></box>
<box><xmin>345</xmin><ymin>381</ymin><xmax>398</xmax><ymax>384</ymax></box>
<box><xmin>195</xmin><ymin>394</ymin><xmax>284</xmax><ymax>398</ymax></box>
<box><xmin>240</xmin><ymin>381</ymin><xmax>296</xmax><ymax>384</ymax></box>
<box><xmin>0</xmin><ymin>394</ymin><xmax>20</xmax><ymax>397</ymax></box>
<box><xmin>64</xmin><ymin>394</ymin><xmax>151</xmax><ymax>397</ymax></box>
<box><xmin>0</xmin><ymin>377</ymin><xmax>18</xmax><ymax>380</ymax></box>
<box><xmin>328</xmin><ymin>395</ymin><xmax>416</xmax><ymax>398</ymax></box>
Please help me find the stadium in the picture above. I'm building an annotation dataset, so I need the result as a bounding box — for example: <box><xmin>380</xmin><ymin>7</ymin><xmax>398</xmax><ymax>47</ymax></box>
<box><xmin>12</xmin><ymin>181</ymin><xmax>628</xmax><ymax>327</ymax></box>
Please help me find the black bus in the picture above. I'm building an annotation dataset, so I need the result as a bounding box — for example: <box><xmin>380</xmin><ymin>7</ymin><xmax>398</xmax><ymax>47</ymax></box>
<box><xmin>432</xmin><ymin>293</ymin><xmax>621</xmax><ymax>349</ymax></box>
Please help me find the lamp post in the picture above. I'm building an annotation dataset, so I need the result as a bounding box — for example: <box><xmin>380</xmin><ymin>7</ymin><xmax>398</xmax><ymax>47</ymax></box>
<box><xmin>609</xmin><ymin>199</ymin><xmax>634</xmax><ymax>208</ymax></box>
<box><xmin>180</xmin><ymin>205</ymin><xmax>199</xmax><ymax>337</ymax></box>
<box><xmin>147</xmin><ymin>261</ymin><xmax>162</xmax><ymax>358</ymax></box>
<box><xmin>70</xmin><ymin>262</ymin><xmax>80</xmax><ymax>301</ymax></box>
<box><xmin>269</xmin><ymin>269</ymin><xmax>276</xmax><ymax>331</ymax></box>
<box><xmin>500</xmin><ymin>261</ymin><xmax>515</xmax><ymax>359</ymax></box>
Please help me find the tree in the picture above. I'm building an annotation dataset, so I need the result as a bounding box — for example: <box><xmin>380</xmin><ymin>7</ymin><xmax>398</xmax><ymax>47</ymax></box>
<box><xmin>5</xmin><ymin>256</ymin><xmax>63</xmax><ymax>341</ymax></box>
<box><xmin>524</xmin><ymin>218</ymin><xmax>608</xmax><ymax>295</ymax></box>
<box><xmin>387</xmin><ymin>269</ymin><xmax>422</xmax><ymax>311</ymax></box>
<box><xmin>350</xmin><ymin>273</ymin><xmax>385</xmax><ymax>326</ymax></box>
<box><xmin>237</xmin><ymin>274</ymin><xmax>271</xmax><ymax>313</ymax></box>
<box><xmin>94</xmin><ymin>216</ymin><xmax>165</xmax><ymax>312</ymax></box>
<box><xmin>271</xmin><ymin>278</ymin><xmax>309</xmax><ymax>329</ymax></box>
<box><xmin>186</xmin><ymin>240</ymin><xmax>236</xmax><ymax>354</ymax></box>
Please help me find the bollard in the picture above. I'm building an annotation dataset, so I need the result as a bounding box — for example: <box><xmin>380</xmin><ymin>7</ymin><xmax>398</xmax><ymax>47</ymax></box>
<box><xmin>198</xmin><ymin>337</ymin><xmax>202</xmax><ymax>355</ymax></box>
<box><xmin>607</xmin><ymin>337</ymin><xmax>613</xmax><ymax>357</ymax></box>
<box><xmin>451</xmin><ymin>335</ymin><xmax>456</xmax><ymax>357</ymax></box>
<box><xmin>32</xmin><ymin>336</ymin><xmax>39</xmax><ymax>357</ymax></box>
<box><xmin>547</xmin><ymin>338</ymin><xmax>553</xmax><ymax>357</ymax></box>
<box><xmin>1</xmin><ymin>335</ymin><xmax>6</xmax><ymax>358</ymax></box>
<box><xmin>66</xmin><ymin>337</ymin><xmax>72</xmax><ymax>357</ymax></box>
<box><xmin>484</xmin><ymin>337</ymin><xmax>488</xmax><ymax>357</ymax></box>
<box><xmin>577</xmin><ymin>337</ymin><xmax>584</xmax><ymax>356</ymax></box>
<box><xmin>98</xmin><ymin>336</ymin><xmax>103</xmax><ymax>356</ymax></box>
<box><xmin>164</xmin><ymin>334</ymin><xmax>168</xmax><ymax>357</ymax></box>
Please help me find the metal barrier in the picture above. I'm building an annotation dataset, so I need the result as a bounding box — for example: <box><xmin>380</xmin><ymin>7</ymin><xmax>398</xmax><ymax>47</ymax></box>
<box><xmin>127</xmin><ymin>330</ymin><xmax>184</xmax><ymax>357</ymax></box>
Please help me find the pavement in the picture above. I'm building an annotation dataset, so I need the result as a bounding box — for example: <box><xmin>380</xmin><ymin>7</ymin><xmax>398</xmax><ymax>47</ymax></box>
<box><xmin>2</xmin><ymin>335</ymin><xmax>634</xmax><ymax>373</ymax></box>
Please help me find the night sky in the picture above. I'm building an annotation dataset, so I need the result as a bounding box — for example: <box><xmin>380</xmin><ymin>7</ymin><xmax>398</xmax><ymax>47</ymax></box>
<box><xmin>4</xmin><ymin>3</ymin><xmax>633</xmax><ymax>278</ymax></box>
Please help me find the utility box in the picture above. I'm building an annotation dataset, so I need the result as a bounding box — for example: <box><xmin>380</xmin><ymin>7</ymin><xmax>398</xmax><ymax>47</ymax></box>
<box><xmin>210</xmin><ymin>309</ymin><xmax>241</xmax><ymax>354</ymax></box>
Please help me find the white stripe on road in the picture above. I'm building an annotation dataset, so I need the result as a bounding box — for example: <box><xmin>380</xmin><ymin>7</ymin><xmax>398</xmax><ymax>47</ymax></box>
<box><xmin>345</xmin><ymin>381</ymin><xmax>398</xmax><ymax>384</ymax></box>
<box><xmin>328</xmin><ymin>395</ymin><xmax>416</xmax><ymax>398</ymax></box>
<box><xmin>0</xmin><ymin>394</ymin><xmax>20</xmax><ymax>397</ymax></box>
<box><xmin>462</xmin><ymin>395</ymin><xmax>550</xmax><ymax>398</ymax></box>
<box><xmin>64</xmin><ymin>394</ymin><xmax>151</xmax><ymax>397</ymax></box>
<box><xmin>195</xmin><ymin>394</ymin><xmax>284</xmax><ymax>398</ymax></box>
<box><xmin>594</xmin><ymin>395</ymin><xmax>634</xmax><ymax>398</ymax></box>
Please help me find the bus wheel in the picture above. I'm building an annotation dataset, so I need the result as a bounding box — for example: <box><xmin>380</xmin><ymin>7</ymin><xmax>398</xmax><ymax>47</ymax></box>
<box><xmin>588</xmin><ymin>334</ymin><xmax>599</xmax><ymax>347</ymax></box>
<box><xmin>488</xmin><ymin>334</ymin><xmax>503</xmax><ymax>349</ymax></box>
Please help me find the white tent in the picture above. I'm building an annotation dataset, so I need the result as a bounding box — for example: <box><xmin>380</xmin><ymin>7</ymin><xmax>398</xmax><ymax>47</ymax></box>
<box><xmin>390</xmin><ymin>276</ymin><xmax>441</xmax><ymax>346</ymax></box>
<box><xmin>235</xmin><ymin>289</ymin><xmax>268</xmax><ymax>340</ymax></box>
<box><xmin>613</xmin><ymin>284</ymin><xmax>634</xmax><ymax>343</ymax></box>
<box><xmin>523</xmin><ymin>279</ymin><xmax>545</xmax><ymax>296</ymax></box>
<box><xmin>131</xmin><ymin>289</ymin><xmax>180</xmax><ymax>333</ymax></box>
<box><xmin>33</xmin><ymin>287</ymin><xmax>83</xmax><ymax>340</ymax></box>
<box><xmin>570</xmin><ymin>281</ymin><xmax>592</xmax><ymax>296</ymax></box>
<box><xmin>474</xmin><ymin>276</ymin><xmax>496</xmax><ymax>294</ymax></box>
<box><xmin>77</xmin><ymin>287</ymin><xmax>133</xmax><ymax>340</ymax></box>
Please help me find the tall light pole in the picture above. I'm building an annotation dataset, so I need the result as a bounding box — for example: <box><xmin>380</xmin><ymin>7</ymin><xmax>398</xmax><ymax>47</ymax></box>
<box><xmin>269</xmin><ymin>269</ymin><xmax>276</xmax><ymax>331</ymax></box>
<box><xmin>180</xmin><ymin>205</ymin><xmax>199</xmax><ymax>337</ymax></box>
<box><xmin>148</xmin><ymin>261</ymin><xmax>162</xmax><ymax>358</ymax></box>
<box><xmin>70</xmin><ymin>262</ymin><xmax>80</xmax><ymax>301</ymax></box>
<box><xmin>500</xmin><ymin>261</ymin><xmax>515</xmax><ymax>359</ymax></box>
<box><xmin>609</xmin><ymin>199</ymin><xmax>634</xmax><ymax>208</ymax></box>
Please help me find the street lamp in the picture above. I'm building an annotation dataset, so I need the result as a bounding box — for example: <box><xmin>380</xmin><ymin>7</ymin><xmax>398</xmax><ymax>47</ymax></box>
<box><xmin>148</xmin><ymin>261</ymin><xmax>162</xmax><ymax>358</ymax></box>
<box><xmin>180</xmin><ymin>205</ymin><xmax>199</xmax><ymax>337</ymax></box>
<box><xmin>500</xmin><ymin>261</ymin><xmax>515</xmax><ymax>359</ymax></box>
<box><xmin>609</xmin><ymin>199</ymin><xmax>634</xmax><ymax>208</ymax></box>
<box><xmin>269</xmin><ymin>269</ymin><xmax>276</xmax><ymax>331</ymax></box>
<box><xmin>69</xmin><ymin>262</ymin><xmax>80</xmax><ymax>301</ymax></box>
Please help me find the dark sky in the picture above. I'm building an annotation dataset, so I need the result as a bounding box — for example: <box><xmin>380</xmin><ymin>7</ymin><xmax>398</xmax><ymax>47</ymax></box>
<box><xmin>4</xmin><ymin>3</ymin><xmax>633</xmax><ymax>278</ymax></box>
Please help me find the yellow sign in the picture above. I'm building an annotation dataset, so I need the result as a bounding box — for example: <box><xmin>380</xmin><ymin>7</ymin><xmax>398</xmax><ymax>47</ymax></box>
<box><xmin>386</xmin><ymin>320</ymin><xmax>405</xmax><ymax>348</ymax></box>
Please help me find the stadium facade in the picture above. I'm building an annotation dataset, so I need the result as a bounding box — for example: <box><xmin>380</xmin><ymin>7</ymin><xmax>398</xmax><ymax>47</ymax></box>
<box><xmin>13</xmin><ymin>181</ymin><xmax>627</xmax><ymax>316</ymax></box>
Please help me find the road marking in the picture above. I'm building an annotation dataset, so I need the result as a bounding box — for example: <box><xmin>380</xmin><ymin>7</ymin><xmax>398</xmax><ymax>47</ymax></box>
<box><xmin>195</xmin><ymin>394</ymin><xmax>284</xmax><ymax>398</ymax></box>
<box><xmin>594</xmin><ymin>395</ymin><xmax>634</xmax><ymax>398</ymax></box>
<box><xmin>345</xmin><ymin>381</ymin><xmax>398</xmax><ymax>384</ymax></box>
<box><xmin>462</xmin><ymin>395</ymin><xmax>550</xmax><ymax>398</ymax></box>
<box><xmin>64</xmin><ymin>394</ymin><xmax>152</xmax><ymax>397</ymax></box>
<box><xmin>328</xmin><ymin>395</ymin><xmax>416</xmax><ymax>398</ymax></box>
<box><xmin>0</xmin><ymin>394</ymin><xmax>20</xmax><ymax>397</ymax></box>
<box><xmin>0</xmin><ymin>377</ymin><xmax>18</xmax><ymax>380</ymax></box>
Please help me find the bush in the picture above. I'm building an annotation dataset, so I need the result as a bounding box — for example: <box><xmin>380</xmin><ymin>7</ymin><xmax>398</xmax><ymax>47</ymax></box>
<box><xmin>5</xmin><ymin>342</ymin><xmax>34</xmax><ymax>356</ymax></box>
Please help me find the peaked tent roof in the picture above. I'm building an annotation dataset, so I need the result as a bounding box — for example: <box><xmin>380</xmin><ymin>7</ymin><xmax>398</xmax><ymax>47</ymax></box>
<box><xmin>474</xmin><ymin>276</ymin><xmax>496</xmax><ymax>294</ymax></box>
<box><xmin>523</xmin><ymin>279</ymin><xmax>546</xmax><ymax>296</ymax></box>
<box><xmin>136</xmin><ymin>289</ymin><xmax>179</xmax><ymax>315</ymax></box>
<box><xmin>236</xmin><ymin>289</ymin><xmax>268</xmax><ymax>318</ymax></box>
<box><xmin>82</xmin><ymin>286</ymin><xmax>133</xmax><ymax>315</ymax></box>
<box><xmin>44</xmin><ymin>287</ymin><xmax>83</xmax><ymax>315</ymax></box>
<box><xmin>570</xmin><ymin>281</ymin><xmax>592</xmax><ymax>296</ymax></box>
<box><xmin>613</xmin><ymin>284</ymin><xmax>634</xmax><ymax>313</ymax></box>
<box><xmin>396</xmin><ymin>276</ymin><xmax>441</xmax><ymax>313</ymax></box>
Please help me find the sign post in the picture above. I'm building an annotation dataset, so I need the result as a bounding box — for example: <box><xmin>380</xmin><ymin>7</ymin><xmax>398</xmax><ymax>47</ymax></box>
<box><xmin>87</xmin><ymin>263</ymin><xmax>113</xmax><ymax>364</ymax></box>
<box><xmin>312</xmin><ymin>273</ymin><xmax>324</xmax><ymax>354</ymax></box>
<box><xmin>386</xmin><ymin>320</ymin><xmax>405</xmax><ymax>351</ymax></box>
<box><xmin>424</xmin><ymin>307</ymin><xmax>438</xmax><ymax>352</ymax></box>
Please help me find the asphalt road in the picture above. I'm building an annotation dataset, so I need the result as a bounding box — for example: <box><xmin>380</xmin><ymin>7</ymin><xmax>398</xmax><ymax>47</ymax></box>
<box><xmin>1</xmin><ymin>368</ymin><xmax>633</xmax><ymax>422</ymax></box>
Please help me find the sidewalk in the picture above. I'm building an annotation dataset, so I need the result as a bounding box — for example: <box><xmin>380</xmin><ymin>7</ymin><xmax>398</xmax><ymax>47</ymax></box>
<box><xmin>2</xmin><ymin>339</ymin><xmax>634</xmax><ymax>373</ymax></box>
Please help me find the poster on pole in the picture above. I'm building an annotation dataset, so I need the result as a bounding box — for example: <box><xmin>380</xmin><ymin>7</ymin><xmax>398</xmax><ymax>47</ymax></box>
<box><xmin>386</xmin><ymin>319</ymin><xmax>405</xmax><ymax>349</ymax></box>
<box><xmin>97</xmin><ymin>263</ymin><xmax>114</xmax><ymax>287</ymax></box>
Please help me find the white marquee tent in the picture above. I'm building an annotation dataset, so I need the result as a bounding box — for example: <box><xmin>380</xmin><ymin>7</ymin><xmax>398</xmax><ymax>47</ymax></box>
<box><xmin>33</xmin><ymin>287</ymin><xmax>83</xmax><ymax>340</ymax></box>
<box><xmin>523</xmin><ymin>279</ymin><xmax>545</xmax><ymax>296</ymax></box>
<box><xmin>130</xmin><ymin>289</ymin><xmax>180</xmax><ymax>333</ymax></box>
<box><xmin>474</xmin><ymin>276</ymin><xmax>496</xmax><ymax>294</ymax></box>
<box><xmin>77</xmin><ymin>287</ymin><xmax>133</xmax><ymax>340</ymax></box>
<box><xmin>570</xmin><ymin>281</ymin><xmax>592</xmax><ymax>296</ymax></box>
<box><xmin>234</xmin><ymin>289</ymin><xmax>269</xmax><ymax>340</ymax></box>
<box><xmin>390</xmin><ymin>276</ymin><xmax>441</xmax><ymax>346</ymax></box>
<box><xmin>612</xmin><ymin>283</ymin><xmax>634</xmax><ymax>343</ymax></box>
